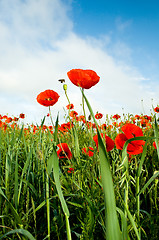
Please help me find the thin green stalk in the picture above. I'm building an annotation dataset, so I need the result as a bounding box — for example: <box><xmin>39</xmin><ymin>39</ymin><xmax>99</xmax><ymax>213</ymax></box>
<box><xmin>5</xmin><ymin>146</ymin><xmax>10</xmax><ymax>197</ymax></box>
<box><xmin>65</xmin><ymin>214</ymin><xmax>72</xmax><ymax>240</ymax></box>
<box><xmin>136</xmin><ymin>175</ymin><xmax>141</xmax><ymax>237</ymax></box>
<box><xmin>81</xmin><ymin>88</ymin><xmax>87</xmax><ymax>126</ymax></box>
<box><xmin>154</xmin><ymin>115</ymin><xmax>159</xmax><ymax>159</ymax></box>
<box><xmin>49</xmin><ymin>106</ymin><xmax>54</xmax><ymax>128</ymax></box>
<box><xmin>14</xmin><ymin>151</ymin><xmax>19</xmax><ymax>210</ymax></box>
<box><xmin>63</xmin><ymin>84</ymin><xmax>71</xmax><ymax>106</ymax></box>
<box><xmin>124</xmin><ymin>177</ymin><xmax>129</xmax><ymax>219</ymax></box>
<box><xmin>46</xmin><ymin>173</ymin><xmax>50</xmax><ymax>240</ymax></box>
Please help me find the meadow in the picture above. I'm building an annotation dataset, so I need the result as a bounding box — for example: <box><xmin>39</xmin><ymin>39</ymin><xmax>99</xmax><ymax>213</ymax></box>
<box><xmin>0</xmin><ymin>69</ymin><xmax>159</xmax><ymax>240</ymax></box>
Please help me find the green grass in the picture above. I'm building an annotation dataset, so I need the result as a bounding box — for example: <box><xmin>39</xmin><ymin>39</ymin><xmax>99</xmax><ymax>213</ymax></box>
<box><xmin>0</xmin><ymin>98</ymin><xmax>159</xmax><ymax>239</ymax></box>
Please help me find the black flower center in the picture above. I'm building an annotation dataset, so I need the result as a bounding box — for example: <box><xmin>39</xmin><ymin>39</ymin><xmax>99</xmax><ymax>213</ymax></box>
<box><xmin>45</xmin><ymin>97</ymin><xmax>53</xmax><ymax>101</ymax></box>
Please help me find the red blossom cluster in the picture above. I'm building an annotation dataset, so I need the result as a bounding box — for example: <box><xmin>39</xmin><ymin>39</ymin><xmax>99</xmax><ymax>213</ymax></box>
<box><xmin>82</xmin><ymin>147</ymin><xmax>94</xmax><ymax>157</ymax></box>
<box><xmin>0</xmin><ymin>113</ymin><xmax>25</xmax><ymax>130</ymax></box>
<box><xmin>58</xmin><ymin>122</ymin><xmax>72</xmax><ymax>132</ymax></box>
<box><xmin>134</xmin><ymin>114</ymin><xmax>152</xmax><ymax>128</ymax></box>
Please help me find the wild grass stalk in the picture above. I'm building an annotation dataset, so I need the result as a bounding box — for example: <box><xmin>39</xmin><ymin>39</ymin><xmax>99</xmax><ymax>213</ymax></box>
<box><xmin>81</xmin><ymin>88</ymin><xmax>121</xmax><ymax>240</ymax></box>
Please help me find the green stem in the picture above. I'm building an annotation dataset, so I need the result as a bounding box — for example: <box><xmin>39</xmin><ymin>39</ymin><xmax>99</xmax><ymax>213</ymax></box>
<box><xmin>46</xmin><ymin>174</ymin><xmax>50</xmax><ymax>240</ymax></box>
<box><xmin>65</xmin><ymin>214</ymin><xmax>72</xmax><ymax>240</ymax></box>
<box><xmin>64</xmin><ymin>89</ymin><xmax>71</xmax><ymax>106</ymax></box>
<box><xmin>136</xmin><ymin>175</ymin><xmax>141</xmax><ymax>237</ymax></box>
<box><xmin>82</xmin><ymin>88</ymin><xmax>87</xmax><ymax>123</ymax></box>
<box><xmin>64</xmin><ymin>89</ymin><xmax>72</xmax><ymax>123</ymax></box>
<box><xmin>124</xmin><ymin>177</ymin><xmax>129</xmax><ymax>219</ymax></box>
<box><xmin>49</xmin><ymin>106</ymin><xmax>54</xmax><ymax>128</ymax></box>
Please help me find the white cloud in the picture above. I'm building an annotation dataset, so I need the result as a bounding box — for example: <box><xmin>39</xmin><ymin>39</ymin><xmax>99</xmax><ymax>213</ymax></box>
<box><xmin>0</xmin><ymin>0</ymin><xmax>158</xmax><ymax>125</ymax></box>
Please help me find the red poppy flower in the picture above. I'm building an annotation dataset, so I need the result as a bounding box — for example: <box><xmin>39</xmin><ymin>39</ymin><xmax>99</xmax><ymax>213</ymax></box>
<box><xmin>112</xmin><ymin>122</ymin><xmax>119</xmax><ymax>128</ymax></box>
<box><xmin>67</xmin><ymin>69</ymin><xmax>100</xmax><ymax>89</ymax></box>
<box><xmin>58</xmin><ymin>122</ymin><xmax>72</xmax><ymax>132</ymax></box>
<box><xmin>5</xmin><ymin>117</ymin><xmax>13</xmax><ymax>123</ymax></box>
<box><xmin>82</xmin><ymin>147</ymin><xmax>94</xmax><ymax>157</ymax></box>
<box><xmin>78</xmin><ymin>115</ymin><xmax>86</xmax><ymax>123</ymax></box>
<box><xmin>153</xmin><ymin>141</ymin><xmax>157</xmax><ymax>149</ymax></box>
<box><xmin>93</xmin><ymin>133</ymin><xmax>114</xmax><ymax>152</ymax></box>
<box><xmin>19</xmin><ymin>113</ymin><xmax>25</xmax><ymax>119</ymax></box>
<box><xmin>140</xmin><ymin>119</ymin><xmax>149</xmax><ymax>127</ymax></box>
<box><xmin>153</xmin><ymin>141</ymin><xmax>159</xmax><ymax>149</ymax></box>
<box><xmin>95</xmin><ymin>113</ymin><xmax>103</xmax><ymax>119</ymax></box>
<box><xmin>135</xmin><ymin>115</ymin><xmax>141</xmax><ymax>120</ymax></box>
<box><xmin>13</xmin><ymin>117</ymin><xmax>19</xmax><ymax>121</ymax></box>
<box><xmin>36</xmin><ymin>89</ymin><xmax>60</xmax><ymax>107</ymax></box>
<box><xmin>115</xmin><ymin>123</ymin><xmax>145</xmax><ymax>155</ymax></box>
<box><xmin>69</xmin><ymin>110</ymin><xmax>78</xmax><ymax>118</ymax></box>
<box><xmin>57</xmin><ymin>143</ymin><xmax>72</xmax><ymax>159</ymax></box>
<box><xmin>67</xmin><ymin>167</ymin><xmax>74</xmax><ymax>173</ymax></box>
<box><xmin>112</xmin><ymin>114</ymin><xmax>121</xmax><ymax>120</ymax></box>
<box><xmin>101</xmin><ymin>123</ymin><xmax>107</xmax><ymax>130</ymax></box>
<box><xmin>66</xmin><ymin>104</ymin><xmax>74</xmax><ymax>110</ymax></box>
<box><xmin>154</xmin><ymin>107</ymin><xmax>159</xmax><ymax>113</ymax></box>
<box><xmin>143</xmin><ymin>115</ymin><xmax>152</xmax><ymax>121</ymax></box>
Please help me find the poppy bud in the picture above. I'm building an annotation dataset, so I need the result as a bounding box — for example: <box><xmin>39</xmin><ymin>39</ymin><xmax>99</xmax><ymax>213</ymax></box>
<box><xmin>63</xmin><ymin>84</ymin><xmax>67</xmax><ymax>91</ymax></box>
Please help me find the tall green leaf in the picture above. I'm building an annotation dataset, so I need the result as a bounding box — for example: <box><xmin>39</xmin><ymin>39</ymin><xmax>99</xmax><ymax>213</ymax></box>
<box><xmin>81</xmin><ymin>89</ymin><xmax>121</xmax><ymax>240</ymax></box>
<box><xmin>46</xmin><ymin>114</ymin><xmax>72</xmax><ymax>240</ymax></box>
<box><xmin>138</xmin><ymin>171</ymin><xmax>159</xmax><ymax>195</ymax></box>
<box><xmin>0</xmin><ymin>187</ymin><xmax>22</xmax><ymax>225</ymax></box>
<box><xmin>154</xmin><ymin>115</ymin><xmax>159</xmax><ymax>159</ymax></box>
<box><xmin>0</xmin><ymin>229</ymin><xmax>36</xmax><ymax>240</ymax></box>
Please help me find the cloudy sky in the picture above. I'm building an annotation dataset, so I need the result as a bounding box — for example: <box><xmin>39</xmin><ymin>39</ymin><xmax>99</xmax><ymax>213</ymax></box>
<box><xmin>0</xmin><ymin>0</ymin><xmax>159</xmax><ymax>124</ymax></box>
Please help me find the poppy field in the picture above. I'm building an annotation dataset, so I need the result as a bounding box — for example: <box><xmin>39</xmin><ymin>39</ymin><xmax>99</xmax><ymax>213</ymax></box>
<box><xmin>0</xmin><ymin>69</ymin><xmax>159</xmax><ymax>240</ymax></box>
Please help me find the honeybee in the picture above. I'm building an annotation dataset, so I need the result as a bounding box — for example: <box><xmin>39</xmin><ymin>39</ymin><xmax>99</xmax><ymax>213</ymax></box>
<box><xmin>58</xmin><ymin>79</ymin><xmax>65</xmax><ymax>83</ymax></box>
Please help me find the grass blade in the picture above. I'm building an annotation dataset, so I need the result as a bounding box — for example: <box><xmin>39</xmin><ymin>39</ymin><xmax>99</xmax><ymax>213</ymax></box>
<box><xmin>81</xmin><ymin>89</ymin><xmax>121</xmax><ymax>240</ymax></box>
<box><xmin>138</xmin><ymin>171</ymin><xmax>159</xmax><ymax>195</ymax></box>
<box><xmin>116</xmin><ymin>207</ymin><xmax>129</xmax><ymax>240</ymax></box>
<box><xmin>154</xmin><ymin>115</ymin><xmax>159</xmax><ymax>159</ymax></box>
<box><xmin>124</xmin><ymin>205</ymin><xmax>140</xmax><ymax>240</ymax></box>
<box><xmin>137</xmin><ymin>140</ymin><xmax>148</xmax><ymax>177</ymax></box>
<box><xmin>0</xmin><ymin>229</ymin><xmax>36</xmax><ymax>240</ymax></box>
<box><xmin>46</xmin><ymin>114</ymin><xmax>72</xmax><ymax>240</ymax></box>
<box><xmin>0</xmin><ymin>187</ymin><xmax>22</xmax><ymax>225</ymax></box>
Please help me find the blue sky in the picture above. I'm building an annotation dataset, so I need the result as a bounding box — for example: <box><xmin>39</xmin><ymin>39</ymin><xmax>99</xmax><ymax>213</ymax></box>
<box><xmin>0</xmin><ymin>0</ymin><xmax>158</xmax><ymax>124</ymax></box>
<box><xmin>71</xmin><ymin>0</ymin><xmax>159</xmax><ymax>82</ymax></box>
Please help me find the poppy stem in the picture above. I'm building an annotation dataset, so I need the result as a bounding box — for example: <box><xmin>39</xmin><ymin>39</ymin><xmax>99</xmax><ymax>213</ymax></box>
<box><xmin>81</xmin><ymin>88</ymin><xmax>87</xmax><ymax>127</ymax></box>
<box><xmin>49</xmin><ymin>106</ymin><xmax>54</xmax><ymax>128</ymax></box>
<box><xmin>63</xmin><ymin>86</ymin><xmax>72</xmax><ymax>121</ymax></box>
